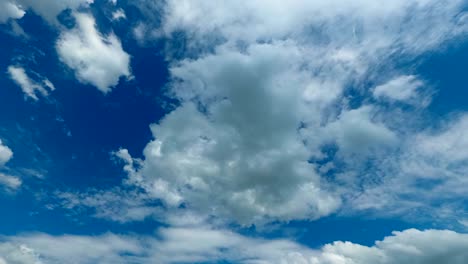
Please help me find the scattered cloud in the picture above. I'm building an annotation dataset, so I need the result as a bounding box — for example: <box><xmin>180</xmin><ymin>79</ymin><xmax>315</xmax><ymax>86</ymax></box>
<box><xmin>7</xmin><ymin>66</ymin><xmax>54</xmax><ymax>101</ymax></box>
<box><xmin>56</xmin><ymin>12</ymin><xmax>131</xmax><ymax>93</ymax></box>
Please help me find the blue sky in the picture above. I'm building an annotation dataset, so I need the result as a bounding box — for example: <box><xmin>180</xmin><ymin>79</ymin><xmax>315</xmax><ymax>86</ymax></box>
<box><xmin>1</xmin><ymin>0</ymin><xmax>468</xmax><ymax>263</ymax></box>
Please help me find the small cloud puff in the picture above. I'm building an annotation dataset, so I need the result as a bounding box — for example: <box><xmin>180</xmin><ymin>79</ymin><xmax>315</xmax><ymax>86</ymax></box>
<box><xmin>56</xmin><ymin>12</ymin><xmax>131</xmax><ymax>93</ymax></box>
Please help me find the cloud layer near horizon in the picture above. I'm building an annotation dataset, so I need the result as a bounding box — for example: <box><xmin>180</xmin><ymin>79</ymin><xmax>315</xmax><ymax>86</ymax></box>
<box><xmin>1</xmin><ymin>228</ymin><xmax>468</xmax><ymax>264</ymax></box>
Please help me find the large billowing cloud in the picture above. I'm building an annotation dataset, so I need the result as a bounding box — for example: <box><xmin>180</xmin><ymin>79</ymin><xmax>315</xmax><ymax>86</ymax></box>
<box><xmin>103</xmin><ymin>0</ymin><xmax>468</xmax><ymax>226</ymax></box>
<box><xmin>56</xmin><ymin>12</ymin><xmax>131</xmax><ymax>93</ymax></box>
<box><xmin>0</xmin><ymin>228</ymin><xmax>467</xmax><ymax>264</ymax></box>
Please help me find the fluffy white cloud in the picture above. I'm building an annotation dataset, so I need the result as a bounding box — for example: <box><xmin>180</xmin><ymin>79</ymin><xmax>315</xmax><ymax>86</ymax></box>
<box><xmin>0</xmin><ymin>173</ymin><xmax>21</xmax><ymax>190</ymax></box>
<box><xmin>114</xmin><ymin>0</ymin><xmax>468</xmax><ymax>226</ymax></box>
<box><xmin>7</xmin><ymin>66</ymin><xmax>54</xmax><ymax>100</ymax></box>
<box><xmin>123</xmin><ymin>41</ymin><xmax>343</xmax><ymax>225</ymax></box>
<box><xmin>0</xmin><ymin>0</ymin><xmax>25</xmax><ymax>23</ymax></box>
<box><xmin>314</xmin><ymin>229</ymin><xmax>468</xmax><ymax>264</ymax></box>
<box><xmin>56</xmin><ymin>12</ymin><xmax>131</xmax><ymax>93</ymax></box>
<box><xmin>0</xmin><ymin>140</ymin><xmax>21</xmax><ymax>191</ymax></box>
<box><xmin>0</xmin><ymin>140</ymin><xmax>13</xmax><ymax>167</ymax></box>
<box><xmin>0</xmin><ymin>228</ymin><xmax>467</xmax><ymax>264</ymax></box>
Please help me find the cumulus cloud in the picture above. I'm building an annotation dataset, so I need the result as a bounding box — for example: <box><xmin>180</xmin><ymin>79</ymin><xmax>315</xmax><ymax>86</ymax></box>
<box><xmin>56</xmin><ymin>12</ymin><xmax>131</xmax><ymax>93</ymax></box>
<box><xmin>108</xmin><ymin>0</ymin><xmax>468</xmax><ymax>226</ymax></box>
<box><xmin>0</xmin><ymin>228</ymin><xmax>467</xmax><ymax>264</ymax></box>
<box><xmin>0</xmin><ymin>140</ymin><xmax>21</xmax><ymax>191</ymax></box>
<box><xmin>0</xmin><ymin>0</ymin><xmax>25</xmax><ymax>23</ymax></box>
<box><xmin>314</xmin><ymin>229</ymin><xmax>468</xmax><ymax>264</ymax></box>
<box><xmin>7</xmin><ymin>66</ymin><xmax>54</xmax><ymax>100</ymax></box>
<box><xmin>0</xmin><ymin>140</ymin><xmax>13</xmax><ymax>167</ymax></box>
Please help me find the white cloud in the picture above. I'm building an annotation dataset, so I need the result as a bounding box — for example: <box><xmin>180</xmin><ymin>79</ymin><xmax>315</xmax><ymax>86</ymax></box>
<box><xmin>0</xmin><ymin>140</ymin><xmax>21</xmax><ymax>191</ymax></box>
<box><xmin>347</xmin><ymin>114</ymin><xmax>468</xmax><ymax>224</ymax></box>
<box><xmin>325</xmin><ymin>106</ymin><xmax>397</xmax><ymax>156</ymax></box>
<box><xmin>111</xmin><ymin>8</ymin><xmax>126</xmax><ymax>21</ymax></box>
<box><xmin>1</xmin><ymin>228</ymin><xmax>468</xmax><ymax>264</ymax></box>
<box><xmin>56</xmin><ymin>12</ymin><xmax>131</xmax><ymax>93</ymax></box>
<box><xmin>373</xmin><ymin>75</ymin><xmax>429</xmax><ymax>105</ymax></box>
<box><xmin>0</xmin><ymin>140</ymin><xmax>13</xmax><ymax>167</ymax></box>
<box><xmin>314</xmin><ymin>229</ymin><xmax>468</xmax><ymax>264</ymax></box>
<box><xmin>0</xmin><ymin>0</ymin><xmax>25</xmax><ymax>23</ymax></box>
<box><xmin>7</xmin><ymin>66</ymin><xmax>54</xmax><ymax>101</ymax></box>
<box><xmin>0</xmin><ymin>173</ymin><xmax>21</xmax><ymax>190</ymax></box>
<box><xmin>17</xmin><ymin>0</ymin><xmax>93</xmax><ymax>25</ymax></box>
<box><xmin>53</xmin><ymin>188</ymin><xmax>159</xmax><ymax>223</ymax></box>
<box><xmin>109</xmin><ymin>0</ymin><xmax>468</xmax><ymax>226</ymax></box>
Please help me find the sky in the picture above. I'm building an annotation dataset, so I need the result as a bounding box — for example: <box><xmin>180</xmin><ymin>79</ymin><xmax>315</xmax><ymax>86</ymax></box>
<box><xmin>0</xmin><ymin>0</ymin><xmax>468</xmax><ymax>263</ymax></box>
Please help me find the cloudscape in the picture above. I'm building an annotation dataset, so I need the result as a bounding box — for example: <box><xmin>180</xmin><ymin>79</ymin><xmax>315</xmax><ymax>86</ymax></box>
<box><xmin>1</xmin><ymin>0</ymin><xmax>468</xmax><ymax>263</ymax></box>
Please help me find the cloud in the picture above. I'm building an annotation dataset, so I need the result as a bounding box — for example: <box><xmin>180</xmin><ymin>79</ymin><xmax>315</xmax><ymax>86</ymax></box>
<box><xmin>0</xmin><ymin>140</ymin><xmax>21</xmax><ymax>191</ymax></box>
<box><xmin>56</xmin><ymin>12</ymin><xmax>131</xmax><ymax>93</ymax></box>
<box><xmin>111</xmin><ymin>0</ymin><xmax>468</xmax><ymax>226</ymax></box>
<box><xmin>111</xmin><ymin>8</ymin><xmax>126</xmax><ymax>21</ymax></box>
<box><xmin>314</xmin><ymin>229</ymin><xmax>468</xmax><ymax>264</ymax></box>
<box><xmin>0</xmin><ymin>140</ymin><xmax>13</xmax><ymax>167</ymax></box>
<box><xmin>52</xmin><ymin>188</ymin><xmax>159</xmax><ymax>223</ymax></box>
<box><xmin>0</xmin><ymin>0</ymin><xmax>93</xmax><ymax>25</ymax></box>
<box><xmin>347</xmin><ymin>114</ymin><xmax>468</xmax><ymax>224</ymax></box>
<box><xmin>373</xmin><ymin>75</ymin><xmax>431</xmax><ymax>106</ymax></box>
<box><xmin>17</xmin><ymin>0</ymin><xmax>93</xmax><ymax>25</ymax></box>
<box><xmin>0</xmin><ymin>173</ymin><xmax>21</xmax><ymax>191</ymax></box>
<box><xmin>121</xmin><ymin>41</ymin><xmax>343</xmax><ymax>225</ymax></box>
<box><xmin>7</xmin><ymin>66</ymin><xmax>54</xmax><ymax>101</ymax></box>
<box><xmin>0</xmin><ymin>1</ymin><xmax>25</xmax><ymax>23</ymax></box>
<box><xmin>0</xmin><ymin>228</ymin><xmax>467</xmax><ymax>263</ymax></box>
